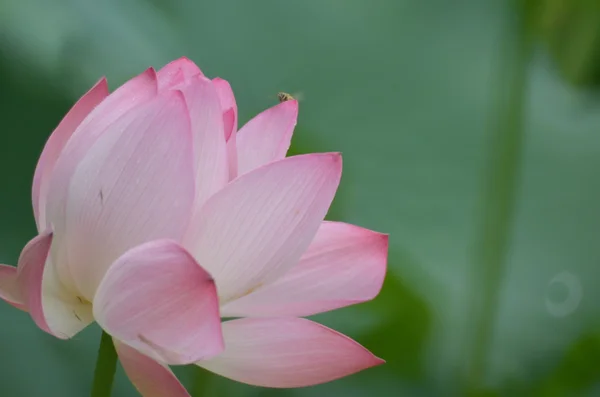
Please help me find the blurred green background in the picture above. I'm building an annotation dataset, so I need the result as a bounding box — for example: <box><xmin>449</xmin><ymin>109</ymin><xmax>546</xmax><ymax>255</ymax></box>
<box><xmin>1</xmin><ymin>0</ymin><xmax>600</xmax><ymax>396</ymax></box>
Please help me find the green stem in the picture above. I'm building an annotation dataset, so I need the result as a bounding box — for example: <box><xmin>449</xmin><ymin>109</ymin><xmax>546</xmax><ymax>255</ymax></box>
<box><xmin>466</xmin><ymin>8</ymin><xmax>532</xmax><ymax>391</ymax></box>
<box><xmin>191</xmin><ymin>366</ymin><xmax>216</xmax><ymax>397</ymax></box>
<box><xmin>90</xmin><ymin>331</ymin><xmax>118</xmax><ymax>397</ymax></box>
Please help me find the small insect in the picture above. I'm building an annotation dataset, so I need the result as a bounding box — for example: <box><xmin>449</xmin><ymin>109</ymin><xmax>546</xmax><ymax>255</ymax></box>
<box><xmin>277</xmin><ymin>92</ymin><xmax>295</xmax><ymax>102</ymax></box>
<box><xmin>277</xmin><ymin>91</ymin><xmax>304</xmax><ymax>103</ymax></box>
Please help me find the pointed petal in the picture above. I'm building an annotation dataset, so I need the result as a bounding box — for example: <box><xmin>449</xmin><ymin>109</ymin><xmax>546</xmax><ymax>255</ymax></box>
<box><xmin>198</xmin><ymin>318</ymin><xmax>383</xmax><ymax>388</ymax></box>
<box><xmin>221</xmin><ymin>221</ymin><xmax>388</xmax><ymax>317</ymax></box>
<box><xmin>64</xmin><ymin>91</ymin><xmax>195</xmax><ymax>299</ymax></box>
<box><xmin>45</xmin><ymin>68</ymin><xmax>158</xmax><ymax>293</ymax></box>
<box><xmin>157</xmin><ymin>57</ymin><xmax>204</xmax><ymax>91</ymax></box>
<box><xmin>180</xmin><ymin>77</ymin><xmax>229</xmax><ymax>210</ymax></box>
<box><xmin>185</xmin><ymin>153</ymin><xmax>342</xmax><ymax>304</ymax></box>
<box><xmin>10</xmin><ymin>232</ymin><xmax>94</xmax><ymax>338</ymax></box>
<box><xmin>32</xmin><ymin>78</ymin><xmax>109</xmax><ymax>230</ymax></box>
<box><xmin>213</xmin><ymin>78</ymin><xmax>238</xmax><ymax>180</ymax></box>
<box><xmin>0</xmin><ymin>264</ymin><xmax>25</xmax><ymax>310</ymax></box>
<box><xmin>94</xmin><ymin>240</ymin><xmax>224</xmax><ymax>365</ymax></box>
<box><xmin>115</xmin><ymin>340</ymin><xmax>191</xmax><ymax>397</ymax></box>
<box><xmin>16</xmin><ymin>232</ymin><xmax>54</xmax><ymax>333</ymax></box>
<box><xmin>236</xmin><ymin>100</ymin><xmax>298</xmax><ymax>176</ymax></box>
<box><xmin>46</xmin><ymin>68</ymin><xmax>157</xmax><ymax>230</ymax></box>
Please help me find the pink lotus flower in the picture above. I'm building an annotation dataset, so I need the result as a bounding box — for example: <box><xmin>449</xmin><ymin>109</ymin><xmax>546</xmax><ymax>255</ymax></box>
<box><xmin>0</xmin><ymin>58</ymin><xmax>388</xmax><ymax>395</ymax></box>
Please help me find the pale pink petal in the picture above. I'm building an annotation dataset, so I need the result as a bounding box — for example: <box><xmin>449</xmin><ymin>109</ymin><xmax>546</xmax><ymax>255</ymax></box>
<box><xmin>212</xmin><ymin>78</ymin><xmax>237</xmax><ymax>141</ymax></box>
<box><xmin>7</xmin><ymin>232</ymin><xmax>93</xmax><ymax>338</ymax></box>
<box><xmin>16</xmin><ymin>232</ymin><xmax>54</xmax><ymax>333</ymax></box>
<box><xmin>46</xmin><ymin>68</ymin><xmax>158</xmax><ymax>228</ymax></box>
<box><xmin>221</xmin><ymin>221</ymin><xmax>388</xmax><ymax>317</ymax></box>
<box><xmin>185</xmin><ymin>153</ymin><xmax>342</xmax><ymax>304</ymax></box>
<box><xmin>115</xmin><ymin>340</ymin><xmax>191</xmax><ymax>397</ymax></box>
<box><xmin>180</xmin><ymin>76</ymin><xmax>229</xmax><ymax>210</ymax></box>
<box><xmin>94</xmin><ymin>240</ymin><xmax>224</xmax><ymax>365</ymax></box>
<box><xmin>236</xmin><ymin>100</ymin><xmax>298</xmax><ymax>176</ymax></box>
<box><xmin>45</xmin><ymin>68</ymin><xmax>158</xmax><ymax>293</ymax></box>
<box><xmin>157</xmin><ymin>57</ymin><xmax>204</xmax><ymax>91</ymax></box>
<box><xmin>40</xmin><ymin>252</ymin><xmax>95</xmax><ymax>339</ymax></box>
<box><xmin>213</xmin><ymin>78</ymin><xmax>238</xmax><ymax>180</ymax></box>
<box><xmin>226</xmin><ymin>128</ymin><xmax>238</xmax><ymax>180</ymax></box>
<box><xmin>197</xmin><ymin>318</ymin><xmax>383</xmax><ymax>388</ymax></box>
<box><xmin>32</xmin><ymin>78</ymin><xmax>109</xmax><ymax>230</ymax></box>
<box><xmin>0</xmin><ymin>264</ymin><xmax>25</xmax><ymax>310</ymax></box>
<box><xmin>64</xmin><ymin>90</ymin><xmax>195</xmax><ymax>300</ymax></box>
